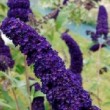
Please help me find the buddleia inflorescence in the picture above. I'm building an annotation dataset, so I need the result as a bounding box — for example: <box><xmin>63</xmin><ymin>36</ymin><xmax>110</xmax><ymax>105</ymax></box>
<box><xmin>1</xmin><ymin>0</ymin><xmax>101</xmax><ymax>110</ymax></box>
<box><xmin>7</xmin><ymin>0</ymin><xmax>32</xmax><ymax>22</ymax></box>
<box><xmin>87</xmin><ymin>5</ymin><xmax>109</xmax><ymax>52</ymax></box>
<box><xmin>0</xmin><ymin>35</ymin><xmax>14</xmax><ymax>71</ymax></box>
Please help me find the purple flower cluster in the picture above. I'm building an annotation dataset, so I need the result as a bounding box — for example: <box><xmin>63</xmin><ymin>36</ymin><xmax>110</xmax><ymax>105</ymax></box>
<box><xmin>1</xmin><ymin>18</ymin><xmax>100</xmax><ymax>110</ymax></box>
<box><xmin>7</xmin><ymin>0</ymin><xmax>30</xmax><ymax>8</ymax></box>
<box><xmin>1</xmin><ymin>18</ymin><xmax>99</xmax><ymax>110</ymax></box>
<box><xmin>0</xmin><ymin>0</ymin><xmax>102</xmax><ymax>109</ymax></box>
<box><xmin>61</xmin><ymin>32</ymin><xmax>83</xmax><ymax>85</ymax></box>
<box><xmin>62</xmin><ymin>32</ymin><xmax>83</xmax><ymax>74</ymax></box>
<box><xmin>90</xmin><ymin>43</ymin><xmax>105</xmax><ymax>52</ymax></box>
<box><xmin>0</xmin><ymin>37</ymin><xmax>14</xmax><ymax>71</ymax></box>
<box><xmin>7</xmin><ymin>0</ymin><xmax>32</xmax><ymax>22</ymax></box>
<box><xmin>86</xmin><ymin>5</ymin><xmax>108</xmax><ymax>52</ymax></box>
<box><xmin>46</xmin><ymin>71</ymin><xmax>91</xmax><ymax>110</ymax></box>
<box><xmin>32</xmin><ymin>97</ymin><xmax>45</xmax><ymax>110</ymax></box>
<box><xmin>30</xmin><ymin>83</ymin><xmax>45</xmax><ymax>110</ymax></box>
<box><xmin>96</xmin><ymin>5</ymin><xmax>108</xmax><ymax>38</ymax></box>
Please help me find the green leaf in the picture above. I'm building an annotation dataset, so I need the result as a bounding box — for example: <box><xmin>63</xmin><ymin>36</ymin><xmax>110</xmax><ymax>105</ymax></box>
<box><xmin>30</xmin><ymin>86</ymin><xmax>35</xmax><ymax>101</ymax></box>
<box><xmin>56</xmin><ymin>11</ymin><xmax>68</xmax><ymax>30</ymax></box>
<box><xmin>15</xmin><ymin>65</ymin><xmax>25</xmax><ymax>74</ymax></box>
<box><xmin>0</xmin><ymin>99</ymin><xmax>12</xmax><ymax>109</ymax></box>
<box><xmin>34</xmin><ymin>91</ymin><xmax>45</xmax><ymax>98</ymax></box>
<box><xmin>103</xmin><ymin>102</ymin><xmax>110</xmax><ymax>106</ymax></box>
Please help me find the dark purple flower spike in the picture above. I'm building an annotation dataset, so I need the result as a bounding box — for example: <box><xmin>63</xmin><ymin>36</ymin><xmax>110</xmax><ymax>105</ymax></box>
<box><xmin>86</xmin><ymin>5</ymin><xmax>108</xmax><ymax>52</ymax></box>
<box><xmin>1</xmin><ymin>17</ymin><xmax>100</xmax><ymax>110</ymax></box>
<box><xmin>62</xmin><ymin>32</ymin><xmax>83</xmax><ymax>73</ymax></box>
<box><xmin>96</xmin><ymin>5</ymin><xmax>109</xmax><ymax>38</ymax></box>
<box><xmin>0</xmin><ymin>35</ymin><xmax>14</xmax><ymax>71</ymax></box>
<box><xmin>62</xmin><ymin>32</ymin><xmax>83</xmax><ymax>85</ymax></box>
<box><xmin>91</xmin><ymin>5</ymin><xmax>109</xmax><ymax>41</ymax></box>
<box><xmin>7</xmin><ymin>0</ymin><xmax>32</xmax><ymax>22</ymax></box>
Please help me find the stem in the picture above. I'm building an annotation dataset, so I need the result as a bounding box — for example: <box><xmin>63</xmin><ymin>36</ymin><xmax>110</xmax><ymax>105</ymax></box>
<box><xmin>24</xmin><ymin>55</ymin><xmax>31</xmax><ymax>110</ymax></box>
<box><xmin>6</xmin><ymin>69</ymin><xmax>20</xmax><ymax>110</ymax></box>
<box><xmin>11</xmin><ymin>88</ymin><xmax>20</xmax><ymax>110</ymax></box>
<box><xmin>96</xmin><ymin>44</ymin><xmax>102</xmax><ymax>108</ymax></box>
<box><xmin>89</xmin><ymin>91</ymin><xmax>102</xmax><ymax>102</ymax></box>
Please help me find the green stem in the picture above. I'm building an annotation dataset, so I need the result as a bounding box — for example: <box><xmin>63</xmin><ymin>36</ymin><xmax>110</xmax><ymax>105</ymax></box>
<box><xmin>24</xmin><ymin>55</ymin><xmax>31</xmax><ymax>110</ymax></box>
<box><xmin>11</xmin><ymin>88</ymin><xmax>20</xmax><ymax>110</ymax></box>
<box><xmin>96</xmin><ymin>44</ymin><xmax>102</xmax><ymax>108</ymax></box>
<box><xmin>6</xmin><ymin>69</ymin><xmax>20</xmax><ymax>110</ymax></box>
